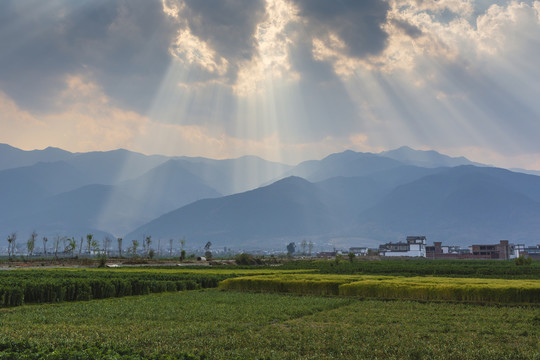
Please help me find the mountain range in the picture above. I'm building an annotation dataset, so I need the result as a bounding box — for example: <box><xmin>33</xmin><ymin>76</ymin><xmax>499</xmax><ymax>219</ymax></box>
<box><xmin>1</xmin><ymin>143</ymin><xmax>539</xmax><ymax>250</ymax></box>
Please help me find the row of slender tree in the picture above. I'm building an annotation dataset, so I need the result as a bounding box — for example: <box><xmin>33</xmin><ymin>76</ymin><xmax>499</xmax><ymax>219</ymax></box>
<box><xmin>4</xmin><ymin>231</ymin><xmax>188</xmax><ymax>260</ymax></box>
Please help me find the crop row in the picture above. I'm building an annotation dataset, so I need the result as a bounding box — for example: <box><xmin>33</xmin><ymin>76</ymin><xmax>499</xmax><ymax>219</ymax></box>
<box><xmin>219</xmin><ymin>274</ymin><xmax>540</xmax><ymax>304</ymax></box>
<box><xmin>280</xmin><ymin>259</ymin><xmax>540</xmax><ymax>278</ymax></box>
<box><xmin>0</xmin><ymin>269</ymin><xmax>233</xmax><ymax>307</ymax></box>
<box><xmin>0</xmin><ymin>290</ymin><xmax>538</xmax><ymax>359</ymax></box>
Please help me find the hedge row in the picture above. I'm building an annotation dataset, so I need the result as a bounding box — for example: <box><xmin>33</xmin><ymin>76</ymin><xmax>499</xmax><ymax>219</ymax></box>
<box><xmin>0</xmin><ymin>270</ymin><xmax>230</xmax><ymax>307</ymax></box>
<box><xmin>0</xmin><ymin>278</ymin><xmax>202</xmax><ymax>307</ymax></box>
<box><xmin>219</xmin><ymin>274</ymin><xmax>364</xmax><ymax>296</ymax></box>
<box><xmin>339</xmin><ymin>278</ymin><xmax>540</xmax><ymax>304</ymax></box>
<box><xmin>1</xmin><ymin>269</ymin><xmax>229</xmax><ymax>285</ymax></box>
<box><xmin>220</xmin><ymin>277</ymin><xmax>344</xmax><ymax>296</ymax></box>
<box><xmin>219</xmin><ymin>274</ymin><xmax>540</xmax><ymax>304</ymax></box>
<box><xmin>279</xmin><ymin>259</ymin><xmax>540</xmax><ymax>279</ymax></box>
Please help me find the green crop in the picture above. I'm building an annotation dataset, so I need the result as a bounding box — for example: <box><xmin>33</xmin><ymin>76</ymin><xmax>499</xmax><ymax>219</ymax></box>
<box><xmin>280</xmin><ymin>259</ymin><xmax>540</xmax><ymax>279</ymax></box>
<box><xmin>0</xmin><ymin>269</ymin><xmax>234</xmax><ymax>307</ymax></box>
<box><xmin>0</xmin><ymin>290</ymin><xmax>538</xmax><ymax>359</ymax></box>
<box><xmin>0</xmin><ymin>268</ymin><xmax>316</xmax><ymax>308</ymax></box>
<box><xmin>220</xmin><ymin>273</ymin><xmax>540</xmax><ymax>304</ymax></box>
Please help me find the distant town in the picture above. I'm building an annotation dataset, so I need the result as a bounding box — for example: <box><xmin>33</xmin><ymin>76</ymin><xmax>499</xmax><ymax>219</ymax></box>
<box><xmin>2</xmin><ymin>234</ymin><xmax>539</xmax><ymax>261</ymax></box>
<box><xmin>335</xmin><ymin>236</ymin><xmax>540</xmax><ymax>260</ymax></box>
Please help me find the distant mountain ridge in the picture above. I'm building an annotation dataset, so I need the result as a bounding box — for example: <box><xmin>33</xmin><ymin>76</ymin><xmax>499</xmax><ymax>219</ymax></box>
<box><xmin>380</xmin><ymin>146</ymin><xmax>484</xmax><ymax>168</ymax></box>
<box><xmin>0</xmin><ymin>144</ymin><xmax>73</xmax><ymax>171</ymax></box>
<box><xmin>2</xmin><ymin>143</ymin><xmax>540</xmax><ymax>249</ymax></box>
<box><xmin>128</xmin><ymin>165</ymin><xmax>540</xmax><ymax>248</ymax></box>
<box><xmin>0</xmin><ymin>144</ymin><xmax>292</xmax><ymax>242</ymax></box>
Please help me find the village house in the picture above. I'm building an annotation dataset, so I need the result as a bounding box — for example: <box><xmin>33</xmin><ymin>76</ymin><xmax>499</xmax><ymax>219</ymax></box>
<box><xmin>521</xmin><ymin>245</ymin><xmax>540</xmax><ymax>259</ymax></box>
<box><xmin>469</xmin><ymin>240</ymin><xmax>517</xmax><ymax>260</ymax></box>
<box><xmin>426</xmin><ymin>240</ymin><xmax>522</xmax><ymax>260</ymax></box>
<box><xmin>379</xmin><ymin>236</ymin><xmax>427</xmax><ymax>257</ymax></box>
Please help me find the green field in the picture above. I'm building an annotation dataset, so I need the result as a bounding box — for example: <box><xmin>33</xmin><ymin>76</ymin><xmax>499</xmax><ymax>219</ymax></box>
<box><xmin>0</xmin><ymin>290</ymin><xmax>538</xmax><ymax>359</ymax></box>
<box><xmin>0</xmin><ymin>261</ymin><xmax>539</xmax><ymax>359</ymax></box>
<box><xmin>0</xmin><ymin>268</ymin><xmax>314</xmax><ymax>307</ymax></box>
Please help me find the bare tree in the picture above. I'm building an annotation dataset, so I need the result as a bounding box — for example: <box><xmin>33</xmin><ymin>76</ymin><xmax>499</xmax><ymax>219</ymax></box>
<box><xmin>78</xmin><ymin>237</ymin><xmax>83</xmax><ymax>256</ymax></box>
<box><xmin>117</xmin><ymin>237</ymin><xmax>123</xmax><ymax>258</ymax></box>
<box><xmin>7</xmin><ymin>232</ymin><xmax>17</xmax><ymax>259</ymax></box>
<box><xmin>179</xmin><ymin>237</ymin><xmax>187</xmax><ymax>261</ymax></box>
<box><xmin>301</xmin><ymin>239</ymin><xmax>307</xmax><ymax>255</ymax></box>
<box><xmin>42</xmin><ymin>236</ymin><xmax>48</xmax><ymax>256</ymax></box>
<box><xmin>169</xmin><ymin>238</ymin><xmax>174</xmax><ymax>256</ymax></box>
<box><xmin>103</xmin><ymin>236</ymin><xmax>112</xmax><ymax>257</ymax></box>
<box><xmin>27</xmin><ymin>231</ymin><xmax>37</xmax><ymax>257</ymax></box>
<box><xmin>86</xmin><ymin>234</ymin><xmax>93</xmax><ymax>255</ymax></box>
<box><xmin>308</xmin><ymin>241</ymin><xmax>314</xmax><ymax>257</ymax></box>
<box><xmin>204</xmin><ymin>241</ymin><xmax>212</xmax><ymax>260</ymax></box>
<box><xmin>180</xmin><ymin>237</ymin><xmax>186</xmax><ymax>251</ymax></box>
<box><xmin>61</xmin><ymin>237</ymin><xmax>67</xmax><ymax>255</ymax></box>
<box><xmin>144</xmin><ymin>236</ymin><xmax>152</xmax><ymax>258</ymax></box>
<box><xmin>53</xmin><ymin>235</ymin><xmax>63</xmax><ymax>259</ymax></box>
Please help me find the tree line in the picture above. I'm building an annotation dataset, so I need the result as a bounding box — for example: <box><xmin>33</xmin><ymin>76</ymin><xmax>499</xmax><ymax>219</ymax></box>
<box><xmin>3</xmin><ymin>231</ymin><xmax>190</xmax><ymax>260</ymax></box>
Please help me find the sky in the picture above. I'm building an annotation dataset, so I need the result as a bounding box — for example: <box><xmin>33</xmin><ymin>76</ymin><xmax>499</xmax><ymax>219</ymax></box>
<box><xmin>1</xmin><ymin>0</ymin><xmax>540</xmax><ymax>168</ymax></box>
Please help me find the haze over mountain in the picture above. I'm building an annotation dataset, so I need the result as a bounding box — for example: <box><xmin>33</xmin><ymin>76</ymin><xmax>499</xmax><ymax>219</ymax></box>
<box><xmin>356</xmin><ymin>166</ymin><xmax>540</xmax><ymax>245</ymax></box>
<box><xmin>3</xmin><ymin>184</ymin><xmax>145</xmax><ymax>239</ymax></box>
<box><xmin>380</xmin><ymin>146</ymin><xmax>485</xmax><ymax>168</ymax></box>
<box><xmin>0</xmin><ymin>144</ymin><xmax>292</xmax><ymax>244</ymax></box>
<box><xmin>168</xmin><ymin>156</ymin><xmax>292</xmax><ymax>195</ymax></box>
<box><xmin>126</xmin><ymin>176</ymin><xmax>343</xmax><ymax>248</ymax></box>
<box><xmin>128</xmin><ymin>165</ymin><xmax>540</xmax><ymax>249</ymax></box>
<box><xmin>2</xmin><ymin>143</ymin><xmax>540</xmax><ymax>250</ymax></box>
<box><xmin>0</xmin><ymin>144</ymin><xmax>73</xmax><ymax>171</ymax></box>
<box><xmin>284</xmin><ymin>151</ymin><xmax>405</xmax><ymax>182</ymax></box>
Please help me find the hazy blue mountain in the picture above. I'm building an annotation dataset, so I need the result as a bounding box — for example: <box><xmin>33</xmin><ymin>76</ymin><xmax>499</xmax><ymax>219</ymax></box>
<box><xmin>315</xmin><ymin>176</ymin><xmax>392</xmax><ymax>222</ymax></box>
<box><xmin>117</xmin><ymin>159</ymin><xmax>222</xmax><ymax>216</ymax></box>
<box><xmin>1</xmin><ymin>161</ymin><xmax>223</xmax><ymax>239</ymax></box>
<box><xmin>125</xmin><ymin>176</ymin><xmax>344</xmax><ymax>248</ymax></box>
<box><xmin>127</xmin><ymin>165</ymin><xmax>540</xmax><ymax>249</ymax></box>
<box><xmin>360</xmin><ymin>165</ymin><xmax>446</xmax><ymax>189</ymax></box>
<box><xmin>0</xmin><ymin>145</ymin><xmax>293</xmax><ymax>245</ymax></box>
<box><xmin>0</xmin><ymin>143</ymin><xmax>73</xmax><ymax>170</ymax></box>
<box><xmin>4</xmin><ymin>143</ymin><xmax>540</xmax><ymax>250</ymax></box>
<box><xmin>380</xmin><ymin>146</ymin><xmax>484</xmax><ymax>168</ymax></box>
<box><xmin>356</xmin><ymin>166</ymin><xmax>540</xmax><ymax>245</ymax></box>
<box><xmin>274</xmin><ymin>147</ymin><xmax>477</xmax><ymax>184</ymax></box>
<box><xmin>124</xmin><ymin>173</ymin><xmax>401</xmax><ymax>248</ymax></box>
<box><xmin>285</xmin><ymin>150</ymin><xmax>404</xmax><ymax>182</ymax></box>
<box><xmin>0</xmin><ymin>161</ymin><xmax>89</xmax><ymax>222</ymax></box>
<box><xmin>173</xmin><ymin>155</ymin><xmax>293</xmax><ymax>195</ymax></box>
<box><xmin>65</xmin><ymin>149</ymin><xmax>170</xmax><ymax>185</ymax></box>
<box><xmin>0</xmin><ymin>184</ymin><xmax>138</xmax><ymax>240</ymax></box>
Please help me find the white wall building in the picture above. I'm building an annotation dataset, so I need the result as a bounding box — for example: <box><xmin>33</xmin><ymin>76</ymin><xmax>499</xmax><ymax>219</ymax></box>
<box><xmin>379</xmin><ymin>236</ymin><xmax>426</xmax><ymax>257</ymax></box>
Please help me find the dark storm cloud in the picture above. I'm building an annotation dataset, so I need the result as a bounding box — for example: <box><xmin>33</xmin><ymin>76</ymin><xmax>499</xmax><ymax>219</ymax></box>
<box><xmin>182</xmin><ymin>0</ymin><xmax>266</xmax><ymax>61</ymax></box>
<box><xmin>0</xmin><ymin>0</ymin><xmax>177</xmax><ymax>113</ymax></box>
<box><xmin>179</xmin><ymin>0</ymin><xmax>267</xmax><ymax>82</ymax></box>
<box><xmin>290</xmin><ymin>0</ymin><xmax>390</xmax><ymax>58</ymax></box>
